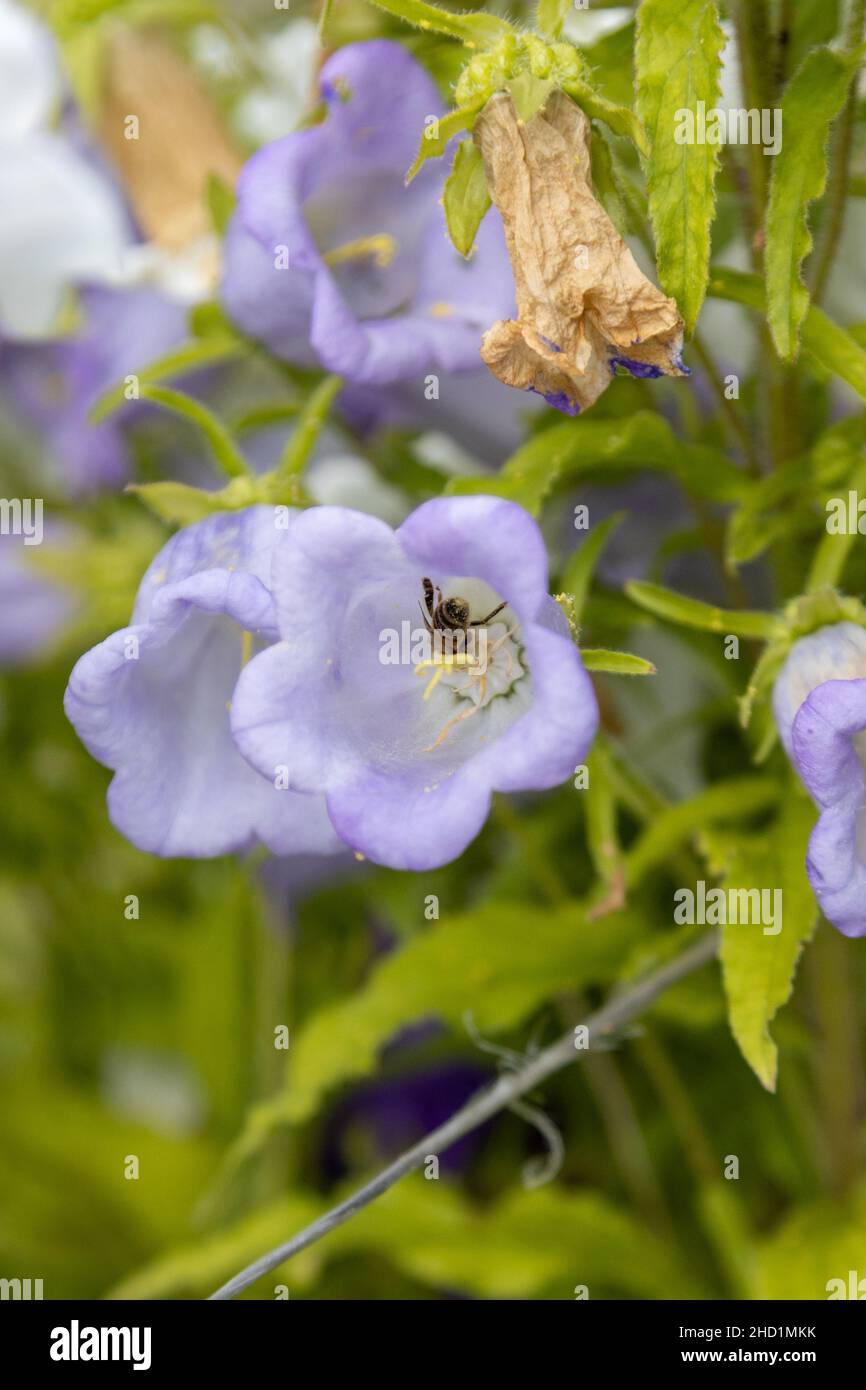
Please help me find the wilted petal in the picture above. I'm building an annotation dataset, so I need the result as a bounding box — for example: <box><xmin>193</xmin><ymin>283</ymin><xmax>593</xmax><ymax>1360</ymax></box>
<box><xmin>474</xmin><ymin>90</ymin><xmax>687</xmax><ymax>414</ymax></box>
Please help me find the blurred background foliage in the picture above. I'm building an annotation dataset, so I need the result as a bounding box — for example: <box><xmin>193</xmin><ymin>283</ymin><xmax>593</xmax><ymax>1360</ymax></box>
<box><xmin>1</xmin><ymin>0</ymin><xmax>865</xmax><ymax>1300</ymax></box>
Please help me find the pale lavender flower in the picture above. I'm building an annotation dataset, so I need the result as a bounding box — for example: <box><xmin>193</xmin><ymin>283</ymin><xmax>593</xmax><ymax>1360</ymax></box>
<box><xmin>230</xmin><ymin>496</ymin><xmax>598</xmax><ymax>870</ymax></box>
<box><xmin>64</xmin><ymin>507</ymin><xmax>341</xmax><ymax>859</ymax></box>
<box><xmin>773</xmin><ymin>621</ymin><xmax>866</xmax><ymax>938</ymax></box>
<box><xmin>0</xmin><ymin>286</ymin><xmax>187</xmax><ymax>494</ymax></box>
<box><xmin>221</xmin><ymin>40</ymin><xmax>515</xmax><ymax>389</ymax></box>
<box><xmin>0</xmin><ymin>528</ymin><xmax>72</xmax><ymax>665</ymax></box>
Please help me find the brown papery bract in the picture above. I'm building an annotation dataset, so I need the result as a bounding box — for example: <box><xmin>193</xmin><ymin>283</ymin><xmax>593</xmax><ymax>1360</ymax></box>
<box><xmin>474</xmin><ymin>90</ymin><xmax>686</xmax><ymax>414</ymax></box>
<box><xmin>97</xmin><ymin>28</ymin><xmax>242</xmax><ymax>257</ymax></box>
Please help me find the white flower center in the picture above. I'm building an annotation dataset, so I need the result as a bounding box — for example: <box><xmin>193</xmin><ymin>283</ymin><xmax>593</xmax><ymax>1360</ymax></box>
<box><xmin>413</xmin><ymin>616</ymin><xmax>526</xmax><ymax>752</ymax></box>
<box><xmin>437</xmin><ymin>620</ymin><xmax>525</xmax><ymax>708</ymax></box>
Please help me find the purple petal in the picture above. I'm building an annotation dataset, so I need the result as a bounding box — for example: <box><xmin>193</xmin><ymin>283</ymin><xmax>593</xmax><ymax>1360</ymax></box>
<box><xmin>397</xmin><ymin>496</ymin><xmax>550</xmax><ymax>619</ymax></box>
<box><xmin>772</xmin><ymin>621</ymin><xmax>866</xmax><ymax>757</ymax></box>
<box><xmin>0</xmin><ymin>529</ymin><xmax>73</xmax><ymax>665</ymax></box>
<box><xmin>231</xmin><ymin>498</ymin><xmax>598</xmax><ymax>869</ymax></box>
<box><xmin>65</xmin><ymin>508</ymin><xmax>341</xmax><ymax>859</ymax></box>
<box><xmin>791</xmin><ymin>678</ymin><xmax>866</xmax><ymax>937</ymax></box>
<box><xmin>221</xmin><ymin>40</ymin><xmax>514</xmax><ymax>385</ymax></box>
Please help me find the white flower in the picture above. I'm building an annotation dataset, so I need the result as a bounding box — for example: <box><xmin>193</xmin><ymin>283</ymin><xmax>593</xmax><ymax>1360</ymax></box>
<box><xmin>0</xmin><ymin>0</ymin><xmax>131</xmax><ymax>339</ymax></box>
<box><xmin>234</xmin><ymin>19</ymin><xmax>321</xmax><ymax>144</ymax></box>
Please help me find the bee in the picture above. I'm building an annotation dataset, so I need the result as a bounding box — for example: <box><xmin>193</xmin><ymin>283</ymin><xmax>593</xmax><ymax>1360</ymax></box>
<box><xmin>420</xmin><ymin>577</ymin><xmax>507</xmax><ymax>642</ymax></box>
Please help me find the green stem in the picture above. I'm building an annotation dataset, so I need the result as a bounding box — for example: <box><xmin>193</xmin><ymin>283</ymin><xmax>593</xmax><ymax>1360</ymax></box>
<box><xmin>809</xmin><ymin>0</ymin><xmax>866</xmax><ymax>301</ymax></box>
<box><xmin>636</xmin><ymin>1032</ymin><xmax>716</xmax><ymax>1182</ymax></box>
<box><xmin>807</xmin><ymin>922</ymin><xmax>865</xmax><ymax>1196</ymax></box>
<box><xmin>734</xmin><ymin>1</ymin><xmax>794</xmax><ymax>474</ymax></box>
<box><xmin>272</xmin><ymin>375</ymin><xmax>343</xmax><ymax>487</ymax></box>
<box><xmin>691</xmin><ymin>332</ymin><xmax>762</xmax><ymax>475</ymax></box>
<box><xmin>773</xmin><ymin>0</ymin><xmax>794</xmax><ymax>97</ymax></box>
<box><xmin>581</xmin><ymin>1046</ymin><xmax>674</xmax><ymax>1236</ymax></box>
<box><xmin>733</xmin><ymin>0</ymin><xmax>772</xmax><ymax>254</ymax></box>
<box><xmin>492</xmin><ymin>796</ymin><xmax>570</xmax><ymax>903</ymax></box>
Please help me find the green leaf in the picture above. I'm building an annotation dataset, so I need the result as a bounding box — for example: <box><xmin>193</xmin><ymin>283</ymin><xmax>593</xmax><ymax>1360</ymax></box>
<box><xmin>765</xmin><ymin>46</ymin><xmax>861</xmax><ymax>361</ymax></box>
<box><xmin>233</xmin><ymin>902</ymin><xmax>645</xmax><ymax>1150</ymax></box>
<box><xmin>405</xmin><ymin>104</ymin><xmax>481</xmax><ymax>182</ymax></box>
<box><xmin>364</xmin><ymin>0</ymin><xmax>510</xmax><ymax>48</ymax></box>
<box><xmin>110</xmin><ymin>1179</ymin><xmax>699</xmax><ymax>1300</ymax></box>
<box><xmin>807</xmin><ymin>456</ymin><xmax>866</xmax><ymax>592</ymax></box>
<box><xmin>443</xmin><ymin>139</ymin><xmax>491</xmax><ymax>257</ymax></box>
<box><xmin>107</xmin><ymin>1193</ymin><xmax>319</xmax><ymax>1298</ymax></box>
<box><xmin>709</xmin><ymin>266</ymin><xmax>866</xmax><ymax>403</ymax></box>
<box><xmin>205</xmin><ymin>171</ymin><xmax>237</xmax><ymax>237</ymax></box>
<box><xmin>127</xmin><ymin>477</ymin><xmax>258</xmax><ymax>525</ymax></box>
<box><xmin>54</xmin><ymin>0</ymin><xmax>221</xmax><ymax>39</ymax></box>
<box><xmin>57</xmin><ymin>24</ymin><xmax>105</xmax><ymax>122</ymax></box>
<box><xmin>558</xmin><ymin>513</ymin><xmax>624</xmax><ymax>625</ymax></box>
<box><xmin>137</xmin><ymin>385</ymin><xmax>251</xmax><ymax>479</ymax></box>
<box><xmin>624</xmin><ymin>777</ymin><xmax>781</xmax><ymax>888</ymax></box>
<box><xmin>89</xmin><ymin>336</ymin><xmax>246</xmax><ymax>423</ymax></box>
<box><xmin>561</xmin><ymin>76</ymin><xmax>649</xmax><ymax>157</ymax></box>
<box><xmin>635</xmin><ymin>0</ymin><xmax>725</xmax><ymax>333</ymax></box>
<box><xmin>507</xmin><ymin>72</ymin><xmax>555</xmax><ymax>123</ymax></box>
<box><xmin>738</xmin><ymin>641</ymin><xmax>789</xmax><ymax>731</ymax></box>
<box><xmin>581</xmin><ymin>648</ymin><xmax>657</xmax><ymax>677</ymax></box>
<box><xmin>695</xmin><ymin>1183</ymin><xmax>756</xmax><ymax>1299</ymax></box>
<box><xmin>714</xmin><ymin>790</ymin><xmax>818</xmax><ymax>1090</ymax></box>
<box><xmin>789</xmin><ymin>0</ymin><xmax>841</xmax><ymax>73</ymax></box>
<box><xmin>318</xmin><ymin>0</ymin><xmax>335</xmax><ymax>41</ymax></box>
<box><xmin>535</xmin><ymin>0</ymin><xmax>572</xmax><ymax>41</ymax></box>
<box><xmin>625</xmin><ymin>580</ymin><xmax>782</xmax><ymax>640</ymax></box>
<box><xmin>188</xmin><ymin>302</ymin><xmax>237</xmax><ymax>340</ymax></box>
<box><xmin>445</xmin><ymin>411</ymin><xmax>748</xmax><ymax>514</ymax></box>
<box><xmin>724</xmin><ymin>455</ymin><xmax>823</xmax><ymax>569</ymax></box>
<box><xmin>757</xmin><ymin>1182</ymin><xmax>866</xmax><ymax>1299</ymax></box>
<box><xmin>52</xmin><ymin>0</ymin><xmax>132</xmax><ymax>36</ymax></box>
<box><xmin>589</xmin><ymin>129</ymin><xmax>629</xmax><ymax>236</ymax></box>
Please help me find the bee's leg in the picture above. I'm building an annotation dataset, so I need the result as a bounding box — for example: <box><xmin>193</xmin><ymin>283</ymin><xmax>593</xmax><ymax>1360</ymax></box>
<box><xmin>470</xmin><ymin>600</ymin><xmax>507</xmax><ymax>626</ymax></box>
<box><xmin>422</xmin><ymin>577</ymin><xmax>438</xmax><ymax>625</ymax></box>
<box><xmin>418</xmin><ymin>602</ymin><xmax>433</xmax><ymax>634</ymax></box>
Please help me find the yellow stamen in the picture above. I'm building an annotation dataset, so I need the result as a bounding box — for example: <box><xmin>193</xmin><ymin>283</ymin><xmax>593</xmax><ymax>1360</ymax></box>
<box><xmin>414</xmin><ymin>650</ymin><xmax>483</xmax><ymax>701</ymax></box>
<box><xmin>418</xmin><ymin>627</ymin><xmax>518</xmax><ymax>751</ymax></box>
<box><xmin>424</xmin><ymin>686</ymin><xmax>486</xmax><ymax>751</ymax></box>
<box><xmin>428</xmin><ymin>301</ymin><xmax>454</xmax><ymax>318</ymax></box>
<box><xmin>240</xmin><ymin>630</ymin><xmax>253</xmax><ymax>668</ymax></box>
<box><xmin>324</xmin><ymin>233</ymin><xmax>398</xmax><ymax>270</ymax></box>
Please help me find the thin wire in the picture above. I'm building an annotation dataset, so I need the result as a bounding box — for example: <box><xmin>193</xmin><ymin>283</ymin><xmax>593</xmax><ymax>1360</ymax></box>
<box><xmin>209</xmin><ymin>931</ymin><xmax>719</xmax><ymax>1300</ymax></box>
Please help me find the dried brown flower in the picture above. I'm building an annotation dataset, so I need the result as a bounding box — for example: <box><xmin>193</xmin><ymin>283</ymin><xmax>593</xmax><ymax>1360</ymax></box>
<box><xmin>97</xmin><ymin>29</ymin><xmax>241</xmax><ymax>259</ymax></box>
<box><xmin>474</xmin><ymin>90</ymin><xmax>687</xmax><ymax>414</ymax></box>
